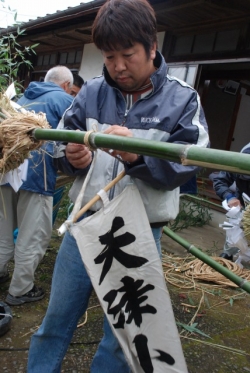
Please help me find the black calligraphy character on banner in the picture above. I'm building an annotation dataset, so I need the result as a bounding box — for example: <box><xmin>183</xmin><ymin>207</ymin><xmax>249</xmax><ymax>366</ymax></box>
<box><xmin>154</xmin><ymin>349</ymin><xmax>175</xmax><ymax>365</ymax></box>
<box><xmin>133</xmin><ymin>335</ymin><xmax>153</xmax><ymax>373</ymax></box>
<box><xmin>133</xmin><ymin>335</ymin><xmax>176</xmax><ymax>373</ymax></box>
<box><xmin>104</xmin><ymin>276</ymin><xmax>156</xmax><ymax>328</ymax></box>
<box><xmin>95</xmin><ymin>216</ymin><xmax>148</xmax><ymax>285</ymax></box>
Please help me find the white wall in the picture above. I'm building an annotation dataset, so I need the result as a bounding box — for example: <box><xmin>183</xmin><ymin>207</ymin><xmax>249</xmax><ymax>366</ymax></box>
<box><xmin>157</xmin><ymin>32</ymin><xmax>165</xmax><ymax>52</ymax></box>
<box><xmin>79</xmin><ymin>43</ymin><xmax>103</xmax><ymax>81</ymax></box>
<box><xmin>79</xmin><ymin>32</ymin><xmax>166</xmax><ymax>81</ymax></box>
<box><xmin>230</xmin><ymin>93</ymin><xmax>250</xmax><ymax>152</ymax></box>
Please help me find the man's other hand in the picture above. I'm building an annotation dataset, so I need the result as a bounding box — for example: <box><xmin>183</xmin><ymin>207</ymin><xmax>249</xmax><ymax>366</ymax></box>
<box><xmin>65</xmin><ymin>143</ymin><xmax>92</xmax><ymax>169</ymax></box>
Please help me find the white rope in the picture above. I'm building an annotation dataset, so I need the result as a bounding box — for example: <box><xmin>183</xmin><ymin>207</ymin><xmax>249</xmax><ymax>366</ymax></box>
<box><xmin>57</xmin><ymin>151</ymin><xmax>97</xmax><ymax>236</ymax></box>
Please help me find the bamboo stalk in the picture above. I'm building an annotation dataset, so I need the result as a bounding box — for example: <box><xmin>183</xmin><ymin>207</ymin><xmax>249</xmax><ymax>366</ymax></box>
<box><xmin>163</xmin><ymin>226</ymin><xmax>250</xmax><ymax>294</ymax></box>
<box><xmin>32</xmin><ymin>128</ymin><xmax>250</xmax><ymax>290</ymax></box>
<box><xmin>32</xmin><ymin>129</ymin><xmax>250</xmax><ymax>175</ymax></box>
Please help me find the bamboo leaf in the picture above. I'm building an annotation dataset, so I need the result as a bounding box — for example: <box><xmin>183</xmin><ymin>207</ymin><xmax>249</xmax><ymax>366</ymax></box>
<box><xmin>0</xmin><ymin>25</ymin><xmax>35</xmax><ymax>91</ymax></box>
<box><xmin>18</xmin><ymin>29</ymin><xmax>26</xmax><ymax>35</ymax></box>
<box><xmin>177</xmin><ymin>322</ymin><xmax>211</xmax><ymax>339</ymax></box>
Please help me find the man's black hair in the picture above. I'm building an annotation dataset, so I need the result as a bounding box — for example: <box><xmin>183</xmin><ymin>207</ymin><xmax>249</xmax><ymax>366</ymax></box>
<box><xmin>92</xmin><ymin>0</ymin><xmax>157</xmax><ymax>58</ymax></box>
<box><xmin>73</xmin><ymin>74</ymin><xmax>84</xmax><ymax>88</ymax></box>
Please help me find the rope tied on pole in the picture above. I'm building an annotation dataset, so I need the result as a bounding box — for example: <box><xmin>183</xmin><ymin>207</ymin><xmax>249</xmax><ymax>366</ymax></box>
<box><xmin>83</xmin><ymin>129</ymin><xmax>98</xmax><ymax>151</ymax></box>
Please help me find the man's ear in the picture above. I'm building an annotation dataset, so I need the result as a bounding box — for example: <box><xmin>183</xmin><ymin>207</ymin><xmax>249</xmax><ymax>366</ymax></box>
<box><xmin>150</xmin><ymin>42</ymin><xmax>157</xmax><ymax>60</ymax></box>
<box><xmin>61</xmin><ymin>81</ymin><xmax>71</xmax><ymax>94</ymax></box>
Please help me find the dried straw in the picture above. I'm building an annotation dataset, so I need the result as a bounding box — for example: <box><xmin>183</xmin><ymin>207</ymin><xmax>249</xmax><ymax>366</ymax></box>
<box><xmin>163</xmin><ymin>254</ymin><xmax>250</xmax><ymax>289</ymax></box>
<box><xmin>0</xmin><ymin>93</ymin><xmax>17</xmax><ymax>118</ymax></box>
<box><xmin>183</xmin><ymin>257</ymin><xmax>250</xmax><ymax>287</ymax></box>
<box><xmin>0</xmin><ymin>94</ymin><xmax>51</xmax><ymax>174</ymax></box>
<box><xmin>242</xmin><ymin>204</ymin><xmax>250</xmax><ymax>242</ymax></box>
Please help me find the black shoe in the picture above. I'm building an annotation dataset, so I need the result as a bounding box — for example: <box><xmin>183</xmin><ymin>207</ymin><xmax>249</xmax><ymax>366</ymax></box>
<box><xmin>0</xmin><ymin>301</ymin><xmax>12</xmax><ymax>336</ymax></box>
<box><xmin>219</xmin><ymin>252</ymin><xmax>233</xmax><ymax>261</ymax></box>
<box><xmin>0</xmin><ymin>273</ymin><xmax>9</xmax><ymax>284</ymax></box>
<box><xmin>5</xmin><ymin>285</ymin><xmax>45</xmax><ymax>306</ymax></box>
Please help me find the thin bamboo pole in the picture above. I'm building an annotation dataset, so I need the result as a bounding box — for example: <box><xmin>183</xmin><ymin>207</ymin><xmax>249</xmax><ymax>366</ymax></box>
<box><xmin>180</xmin><ymin>194</ymin><xmax>222</xmax><ymax>209</ymax></box>
<box><xmin>73</xmin><ymin>170</ymin><xmax>125</xmax><ymax>222</ymax></box>
<box><xmin>163</xmin><ymin>226</ymin><xmax>250</xmax><ymax>294</ymax></box>
<box><xmin>33</xmin><ymin>129</ymin><xmax>250</xmax><ymax>175</ymax></box>
<box><xmin>57</xmin><ymin>170</ymin><xmax>126</xmax><ymax>236</ymax></box>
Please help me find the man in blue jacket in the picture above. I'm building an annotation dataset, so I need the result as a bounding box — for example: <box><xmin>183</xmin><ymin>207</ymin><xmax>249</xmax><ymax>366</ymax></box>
<box><xmin>27</xmin><ymin>1</ymin><xmax>209</xmax><ymax>372</ymax></box>
<box><xmin>212</xmin><ymin>143</ymin><xmax>250</xmax><ymax>259</ymax></box>
<box><xmin>213</xmin><ymin>143</ymin><xmax>250</xmax><ymax>208</ymax></box>
<box><xmin>0</xmin><ymin>66</ymin><xmax>73</xmax><ymax>305</ymax></box>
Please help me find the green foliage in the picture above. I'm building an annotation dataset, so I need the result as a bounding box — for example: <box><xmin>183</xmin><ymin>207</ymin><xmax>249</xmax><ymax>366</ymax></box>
<box><xmin>169</xmin><ymin>198</ymin><xmax>212</xmax><ymax>232</ymax></box>
<box><xmin>0</xmin><ymin>30</ymin><xmax>38</xmax><ymax>90</ymax></box>
<box><xmin>0</xmin><ymin>1</ymin><xmax>39</xmax><ymax>91</ymax></box>
<box><xmin>56</xmin><ymin>183</ymin><xmax>73</xmax><ymax>222</ymax></box>
<box><xmin>176</xmin><ymin>321</ymin><xmax>211</xmax><ymax>339</ymax></box>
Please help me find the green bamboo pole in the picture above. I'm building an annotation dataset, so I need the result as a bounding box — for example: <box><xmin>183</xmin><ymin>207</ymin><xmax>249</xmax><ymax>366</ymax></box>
<box><xmin>33</xmin><ymin>129</ymin><xmax>250</xmax><ymax>175</ymax></box>
<box><xmin>163</xmin><ymin>226</ymin><xmax>250</xmax><ymax>294</ymax></box>
<box><xmin>32</xmin><ymin>128</ymin><xmax>250</xmax><ymax>291</ymax></box>
<box><xmin>180</xmin><ymin>194</ymin><xmax>222</xmax><ymax>209</ymax></box>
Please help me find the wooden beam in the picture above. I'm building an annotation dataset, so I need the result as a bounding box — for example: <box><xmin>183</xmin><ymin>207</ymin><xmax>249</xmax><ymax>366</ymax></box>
<box><xmin>54</xmin><ymin>32</ymin><xmax>87</xmax><ymax>42</ymax></box>
<box><xmin>153</xmin><ymin>0</ymin><xmax>203</xmax><ymax>13</ymax></box>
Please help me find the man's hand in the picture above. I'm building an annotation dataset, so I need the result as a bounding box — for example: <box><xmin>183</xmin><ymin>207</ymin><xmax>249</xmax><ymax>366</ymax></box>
<box><xmin>65</xmin><ymin>143</ymin><xmax>92</xmax><ymax>169</ymax></box>
<box><xmin>227</xmin><ymin>197</ymin><xmax>241</xmax><ymax>208</ymax></box>
<box><xmin>103</xmin><ymin>125</ymin><xmax>139</xmax><ymax>163</ymax></box>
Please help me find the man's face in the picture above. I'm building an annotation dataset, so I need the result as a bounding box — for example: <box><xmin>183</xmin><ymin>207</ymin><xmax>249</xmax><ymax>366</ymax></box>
<box><xmin>102</xmin><ymin>42</ymin><xmax>156</xmax><ymax>92</ymax></box>
<box><xmin>70</xmin><ymin>84</ymin><xmax>81</xmax><ymax>97</ymax></box>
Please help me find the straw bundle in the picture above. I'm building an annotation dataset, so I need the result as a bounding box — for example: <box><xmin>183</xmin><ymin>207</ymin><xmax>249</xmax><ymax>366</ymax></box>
<box><xmin>242</xmin><ymin>204</ymin><xmax>250</xmax><ymax>242</ymax></box>
<box><xmin>0</xmin><ymin>94</ymin><xmax>51</xmax><ymax>174</ymax></box>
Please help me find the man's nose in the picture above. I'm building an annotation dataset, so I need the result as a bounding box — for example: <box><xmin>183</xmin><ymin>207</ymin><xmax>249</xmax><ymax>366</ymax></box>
<box><xmin>114</xmin><ymin>58</ymin><xmax>126</xmax><ymax>72</ymax></box>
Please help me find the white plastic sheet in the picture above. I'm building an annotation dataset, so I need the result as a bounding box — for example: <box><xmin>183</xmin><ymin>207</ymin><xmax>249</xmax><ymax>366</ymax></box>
<box><xmin>0</xmin><ymin>159</ymin><xmax>28</xmax><ymax>192</ymax></box>
<box><xmin>221</xmin><ymin>199</ymin><xmax>250</xmax><ymax>267</ymax></box>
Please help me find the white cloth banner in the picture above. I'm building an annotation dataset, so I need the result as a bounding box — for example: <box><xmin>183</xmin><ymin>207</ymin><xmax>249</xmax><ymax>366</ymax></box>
<box><xmin>71</xmin><ymin>184</ymin><xmax>188</xmax><ymax>373</ymax></box>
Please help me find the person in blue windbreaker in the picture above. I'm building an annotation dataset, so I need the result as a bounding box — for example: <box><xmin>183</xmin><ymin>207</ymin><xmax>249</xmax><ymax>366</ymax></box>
<box><xmin>213</xmin><ymin>143</ymin><xmax>250</xmax><ymax>208</ymax></box>
<box><xmin>0</xmin><ymin>66</ymin><xmax>73</xmax><ymax>306</ymax></box>
<box><xmin>52</xmin><ymin>73</ymin><xmax>84</xmax><ymax>225</ymax></box>
<box><xmin>212</xmin><ymin>143</ymin><xmax>250</xmax><ymax>259</ymax></box>
<box><xmin>27</xmin><ymin>1</ymin><xmax>209</xmax><ymax>372</ymax></box>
